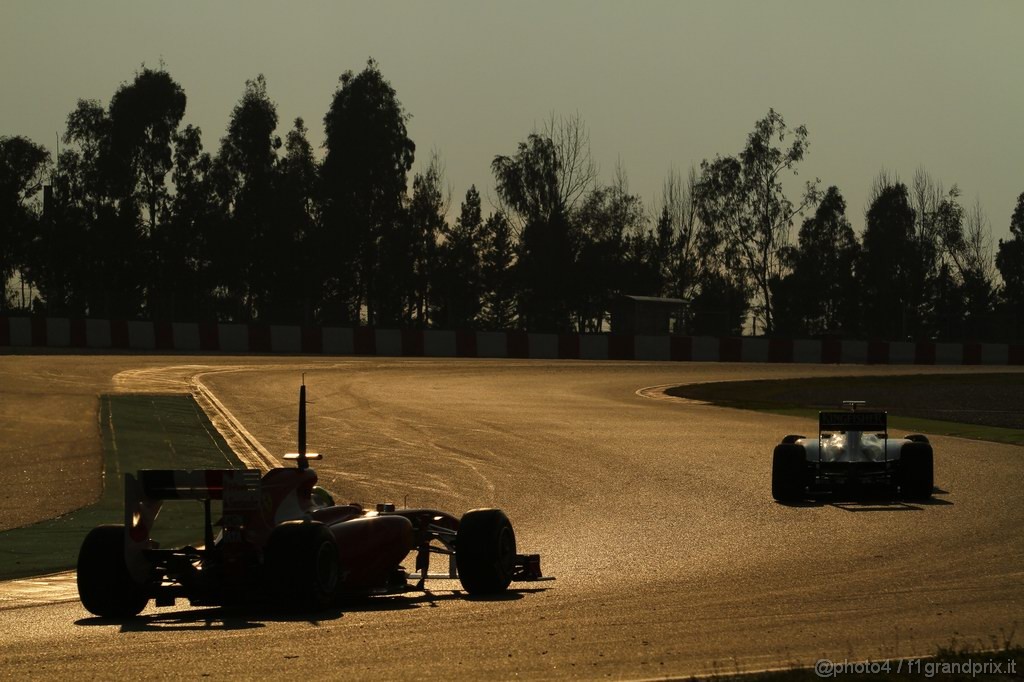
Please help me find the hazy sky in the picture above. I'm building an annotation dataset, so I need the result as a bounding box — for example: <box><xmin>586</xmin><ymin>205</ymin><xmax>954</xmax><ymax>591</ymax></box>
<box><xmin>2</xmin><ymin>1</ymin><xmax>1022</xmax><ymax>240</ymax></box>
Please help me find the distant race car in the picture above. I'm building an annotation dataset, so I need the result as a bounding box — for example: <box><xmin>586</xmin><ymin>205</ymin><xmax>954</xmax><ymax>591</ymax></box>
<box><xmin>771</xmin><ymin>401</ymin><xmax>934</xmax><ymax>502</ymax></box>
<box><xmin>77</xmin><ymin>384</ymin><xmax>549</xmax><ymax>618</ymax></box>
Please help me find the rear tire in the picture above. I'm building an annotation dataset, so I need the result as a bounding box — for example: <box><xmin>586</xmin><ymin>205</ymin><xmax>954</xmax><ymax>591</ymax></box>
<box><xmin>772</xmin><ymin>444</ymin><xmax>807</xmax><ymax>502</ymax></box>
<box><xmin>456</xmin><ymin>509</ymin><xmax>516</xmax><ymax>595</ymax></box>
<box><xmin>782</xmin><ymin>434</ymin><xmax>806</xmax><ymax>444</ymax></box>
<box><xmin>265</xmin><ymin>521</ymin><xmax>339</xmax><ymax>610</ymax></box>
<box><xmin>77</xmin><ymin>525</ymin><xmax>148</xmax><ymax>618</ymax></box>
<box><xmin>899</xmin><ymin>442</ymin><xmax>934</xmax><ymax>500</ymax></box>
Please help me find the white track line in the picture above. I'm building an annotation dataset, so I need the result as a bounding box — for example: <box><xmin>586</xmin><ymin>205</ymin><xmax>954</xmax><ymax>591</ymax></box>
<box><xmin>191</xmin><ymin>371</ymin><xmax>279</xmax><ymax>472</ymax></box>
<box><xmin>0</xmin><ymin>366</ymin><xmax>287</xmax><ymax>609</ymax></box>
<box><xmin>0</xmin><ymin>571</ymin><xmax>78</xmax><ymax>610</ymax></box>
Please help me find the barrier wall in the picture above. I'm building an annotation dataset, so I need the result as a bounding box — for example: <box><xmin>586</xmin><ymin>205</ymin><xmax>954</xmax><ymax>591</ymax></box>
<box><xmin>0</xmin><ymin>315</ymin><xmax>1020</xmax><ymax>365</ymax></box>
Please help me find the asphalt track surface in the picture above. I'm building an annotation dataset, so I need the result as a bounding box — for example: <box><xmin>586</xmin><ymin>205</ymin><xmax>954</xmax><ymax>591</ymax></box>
<box><xmin>0</xmin><ymin>356</ymin><xmax>1022</xmax><ymax>680</ymax></box>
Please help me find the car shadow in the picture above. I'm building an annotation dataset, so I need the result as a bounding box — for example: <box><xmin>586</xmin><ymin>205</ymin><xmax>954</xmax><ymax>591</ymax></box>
<box><xmin>76</xmin><ymin>607</ymin><xmax>273</xmax><ymax>632</ymax></box>
<box><xmin>74</xmin><ymin>587</ymin><xmax>551</xmax><ymax>631</ymax></box>
<box><xmin>828</xmin><ymin>499</ymin><xmax>925</xmax><ymax>512</ymax></box>
<box><xmin>339</xmin><ymin>586</ymin><xmax>546</xmax><ymax>612</ymax></box>
<box><xmin>776</xmin><ymin>486</ymin><xmax>953</xmax><ymax>511</ymax></box>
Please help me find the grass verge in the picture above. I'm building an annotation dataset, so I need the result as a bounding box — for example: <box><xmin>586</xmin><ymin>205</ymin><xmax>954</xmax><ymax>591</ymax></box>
<box><xmin>0</xmin><ymin>394</ymin><xmax>242</xmax><ymax>580</ymax></box>
<box><xmin>702</xmin><ymin>404</ymin><xmax>1024</xmax><ymax>447</ymax></box>
<box><xmin>667</xmin><ymin>373</ymin><xmax>1024</xmax><ymax>446</ymax></box>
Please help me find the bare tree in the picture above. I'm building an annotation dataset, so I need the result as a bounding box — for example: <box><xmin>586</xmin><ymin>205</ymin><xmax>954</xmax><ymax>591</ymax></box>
<box><xmin>867</xmin><ymin>168</ymin><xmax>900</xmax><ymax>208</ymax></box>
<box><xmin>951</xmin><ymin>197</ymin><xmax>997</xmax><ymax>286</ymax></box>
<box><xmin>493</xmin><ymin>112</ymin><xmax>597</xmax><ymax>236</ymax></box>
<box><xmin>658</xmin><ymin>165</ymin><xmax>704</xmax><ymax>301</ymax></box>
<box><xmin>491</xmin><ymin>112</ymin><xmax>599</xmax><ymax>331</ymax></box>
<box><xmin>547</xmin><ymin>112</ymin><xmax>597</xmax><ymax>216</ymax></box>
<box><xmin>910</xmin><ymin>167</ymin><xmax>949</xmax><ymax>278</ymax></box>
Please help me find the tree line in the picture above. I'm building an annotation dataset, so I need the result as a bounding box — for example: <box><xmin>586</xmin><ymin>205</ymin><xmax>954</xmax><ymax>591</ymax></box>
<box><xmin>1</xmin><ymin>60</ymin><xmax>1022</xmax><ymax>341</ymax></box>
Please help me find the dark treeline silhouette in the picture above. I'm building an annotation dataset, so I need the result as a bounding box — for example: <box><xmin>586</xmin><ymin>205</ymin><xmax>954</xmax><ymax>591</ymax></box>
<box><xmin>1</xmin><ymin>62</ymin><xmax>1022</xmax><ymax>341</ymax></box>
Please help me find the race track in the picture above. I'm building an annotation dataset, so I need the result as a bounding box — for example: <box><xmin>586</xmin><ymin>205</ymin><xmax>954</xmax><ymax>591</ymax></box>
<box><xmin>1</xmin><ymin>356</ymin><xmax>1021</xmax><ymax>679</ymax></box>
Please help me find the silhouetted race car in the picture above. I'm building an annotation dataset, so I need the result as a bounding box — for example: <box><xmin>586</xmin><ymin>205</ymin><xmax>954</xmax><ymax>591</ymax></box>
<box><xmin>771</xmin><ymin>401</ymin><xmax>934</xmax><ymax>502</ymax></box>
<box><xmin>77</xmin><ymin>384</ymin><xmax>549</xmax><ymax>618</ymax></box>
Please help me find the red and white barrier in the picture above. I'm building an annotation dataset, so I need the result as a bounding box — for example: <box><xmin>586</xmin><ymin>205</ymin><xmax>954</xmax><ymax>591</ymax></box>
<box><xmin>1</xmin><ymin>315</ymin><xmax>1021</xmax><ymax>365</ymax></box>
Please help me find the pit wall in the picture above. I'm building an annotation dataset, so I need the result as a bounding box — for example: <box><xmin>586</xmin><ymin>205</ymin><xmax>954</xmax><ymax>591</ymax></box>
<box><xmin>1</xmin><ymin>316</ymin><xmax>1021</xmax><ymax>365</ymax></box>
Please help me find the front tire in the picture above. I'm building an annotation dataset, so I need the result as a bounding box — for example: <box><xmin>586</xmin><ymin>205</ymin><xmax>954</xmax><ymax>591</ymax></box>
<box><xmin>456</xmin><ymin>509</ymin><xmax>516</xmax><ymax>595</ymax></box>
<box><xmin>77</xmin><ymin>525</ymin><xmax>148</xmax><ymax>618</ymax></box>
<box><xmin>265</xmin><ymin>521</ymin><xmax>339</xmax><ymax>610</ymax></box>
<box><xmin>772</xmin><ymin>444</ymin><xmax>807</xmax><ymax>502</ymax></box>
<box><xmin>899</xmin><ymin>442</ymin><xmax>934</xmax><ymax>500</ymax></box>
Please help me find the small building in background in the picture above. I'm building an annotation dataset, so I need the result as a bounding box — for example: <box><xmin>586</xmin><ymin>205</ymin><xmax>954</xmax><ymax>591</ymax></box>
<box><xmin>610</xmin><ymin>295</ymin><xmax>688</xmax><ymax>335</ymax></box>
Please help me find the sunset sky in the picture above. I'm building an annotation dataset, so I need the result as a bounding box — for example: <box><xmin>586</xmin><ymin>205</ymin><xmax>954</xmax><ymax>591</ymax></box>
<box><xmin>2</xmin><ymin>0</ymin><xmax>1021</xmax><ymax>240</ymax></box>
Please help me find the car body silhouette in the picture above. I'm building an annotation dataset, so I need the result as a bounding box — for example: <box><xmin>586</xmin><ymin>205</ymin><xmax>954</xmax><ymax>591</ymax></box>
<box><xmin>77</xmin><ymin>383</ymin><xmax>548</xmax><ymax>617</ymax></box>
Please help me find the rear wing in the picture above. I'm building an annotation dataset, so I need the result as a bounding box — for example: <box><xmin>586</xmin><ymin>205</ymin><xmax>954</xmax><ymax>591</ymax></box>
<box><xmin>132</xmin><ymin>469</ymin><xmax>262</xmax><ymax>502</ymax></box>
<box><xmin>124</xmin><ymin>469</ymin><xmax>263</xmax><ymax>567</ymax></box>
<box><xmin>818</xmin><ymin>410</ymin><xmax>888</xmax><ymax>434</ymax></box>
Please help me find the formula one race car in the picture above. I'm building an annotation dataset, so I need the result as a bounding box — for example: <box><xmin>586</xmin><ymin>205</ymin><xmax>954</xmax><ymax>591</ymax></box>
<box><xmin>771</xmin><ymin>401</ymin><xmax>934</xmax><ymax>502</ymax></box>
<box><xmin>77</xmin><ymin>384</ymin><xmax>549</xmax><ymax>618</ymax></box>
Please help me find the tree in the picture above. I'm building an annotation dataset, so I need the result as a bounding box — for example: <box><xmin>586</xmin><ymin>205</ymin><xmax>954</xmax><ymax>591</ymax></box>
<box><xmin>52</xmin><ymin>97</ymin><xmax>145</xmax><ymax>317</ymax></box>
<box><xmin>928</xmin><ymin>262</ymin><xmax>967</xmax><ymax>340</ymax></box>
<box><xmin>689</xmin><ymin>270</ymin><xmax>750</xmax><ymax>336</ymax></box>
<box><xmin>694</xmin><ymin>109</ymin><xmax>820</xmax><ymax>334</ymax></box>
<box><xmin>28</xmin><ymin>146</ymin><xmax>90</xmax><ymax>315</ymax></box>
<box><xmin>899</xmin><ymin>169</ymin><xmax>998</xmax><ymax>340</ymax></box>
<box><xmin>51</xmin><ymin>100</ymin><xmax>113</xmax><ymax>316</ymax></box>
<box><xmin>479</xmin><ymin>211</ymin><xmax>517</xmax><ymax>330</ymax></box>
<box><xmin>516</xmin><ymin>209</ymin><xmax>576</xmax><ymax>332</ymax></box>
<box><xmin>86</xmin><ymin>67</ymin><xmax>189</xmax><ymax>319</ymax></box>
<box><xmin>613</xmin><ymin>166</ymin><xmax>657</xmax><ymax>300</ymax></box>
<box><xmin>107</xmin><ymin>67</ymin><xmax>187</xmax><ymax>234</ymax></box>
<box><xmin>678</xmin><ymin>171</ymin><xmax>750</xmax><ymax>338</ymax></box>
<box><xmin>321</xmin><ymin>59</ymin><xmax>415</xmax><ymax>325</ymax></box>
<box><xmin>492</xmin><ymin>114</ymin><xmax>597</xmax><ymax>331</ymax></box>
<box><xmin>658</xmin><ymin>166</ymin><xmax>703</xmax><ymax>303</ymax></box>
<box><xmin>0</xmin><ymin>136</ymin><xmax>50</xmax><ymax>309</ymax></box>
<box><xmin>151</xmin><ymin>123</ymin><xmax>221</xmax><ymax>321</ymax></box>
<box><xmin>434</xmin><ymin>185</ymin><xmax>485</xmax><ymax>328</ymax></box>
<box><xmin>276</xmin><ymin>117</ymin><xmax>320</xmax><ymax>324</ymax></box>
<box><xmin>210</xmin><ymin>74</ymin><xmax>282</xmax><ymax>321</ymax></box>
<box><xmin>859</xmin><ymin>177</ymin><xmax>917</xmax><ymax>340</ymax></box>
<box><xmin>907</xmin><ymin>168</ymin><xmax>969</xmax><ymax>338</ymax></box>
<box><xmin>405</xmin><ymin>152</ymin><xmax>448</xmax><ymax>326</ymax></box>
<box><xmin>996</xmin><ymin>192</ymin><xmax>1024</xmax><ymax>340</ymax></box>
<box><xmin>937</xmin><ymin>197</ymin><xmax>996</xmax><ymax>339</ymax></box>
<box><xmin>772</xmin><ymin>186</ymin><xmax>861</xmax><ymax>336</ymax></box>
<box><xmin>26</xmin><ymin>68</ymin><xmax>189</xmax><ymax>319</ymax></box>
<box><xmin>574</xmin><ymin>165</ymin><xmax>644</xmax><ymax>331</ymax></box>
<box><xmin>492</xmin><ymin>113</ymin><xmax>596</xmax><ymax>231</ymax></box>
